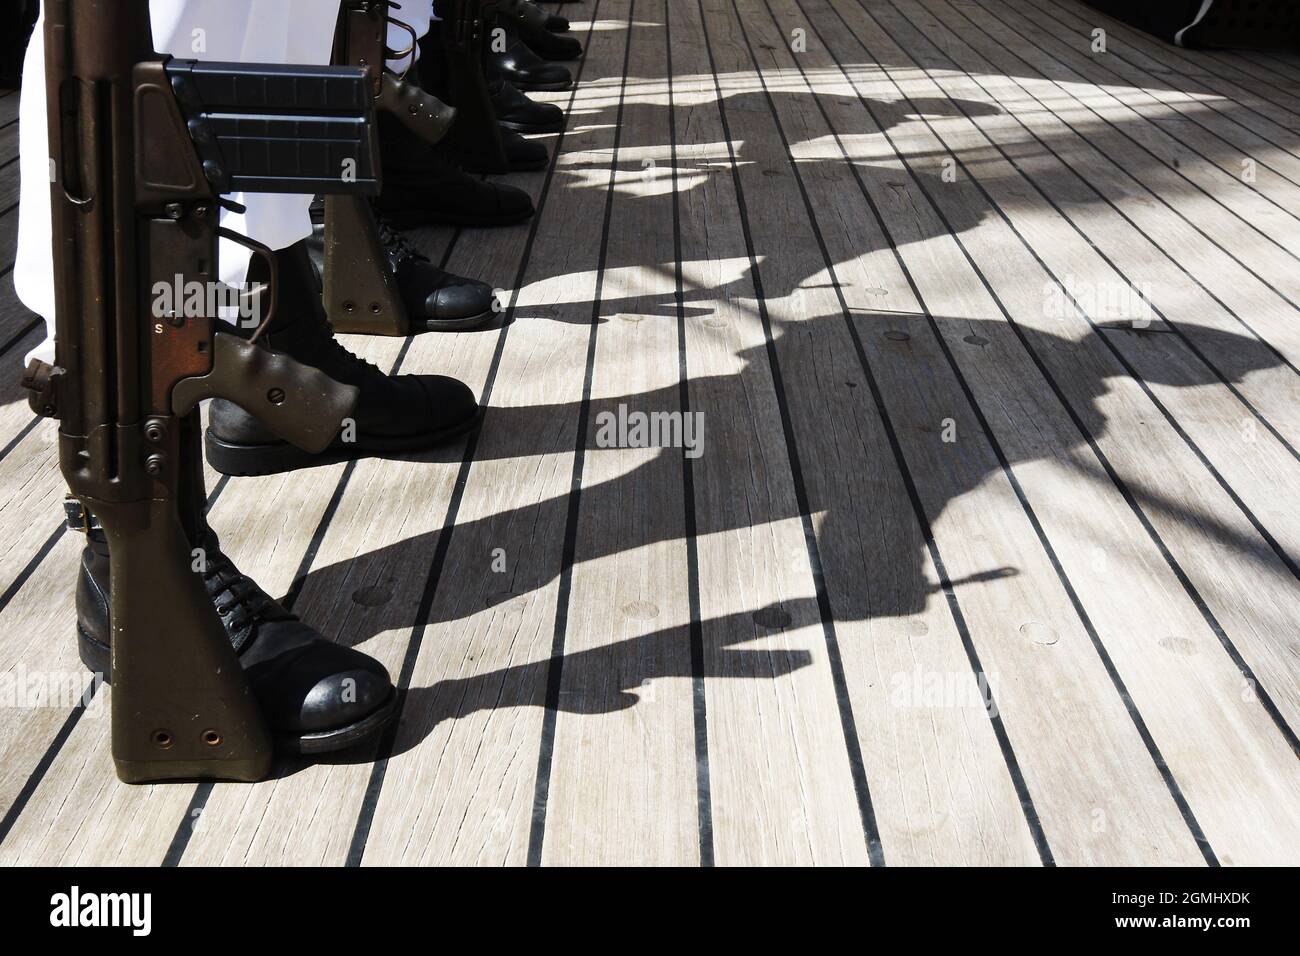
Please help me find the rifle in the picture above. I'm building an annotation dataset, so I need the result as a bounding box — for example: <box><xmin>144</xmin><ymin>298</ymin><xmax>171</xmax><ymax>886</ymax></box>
<box><xmin>322</xmin><ymin>0</ymin><xmax>460</xmax><ymax>336</ymax></box>
<box><xmin>24</xmin><ymin>0</ymin><xmax>380</xmax><ymax>783</ymax></box>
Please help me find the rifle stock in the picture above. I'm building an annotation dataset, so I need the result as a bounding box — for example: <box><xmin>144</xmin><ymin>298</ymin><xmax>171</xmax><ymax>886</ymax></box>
<box><xmin>33</xmin><ymin>0</ymin><xmax>379</xmax><ymax>783</ymax></box>
<box><xmin>323</xmin><ymin>0</ymin><xmax>464</xmax><ymax>337</ymax></box>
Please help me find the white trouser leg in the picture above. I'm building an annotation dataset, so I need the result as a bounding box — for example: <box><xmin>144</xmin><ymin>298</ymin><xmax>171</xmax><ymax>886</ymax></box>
<box><xmin>16</xmin><ymin>0</ymin><xmax>342</xmax><ymax>366</ymax></box>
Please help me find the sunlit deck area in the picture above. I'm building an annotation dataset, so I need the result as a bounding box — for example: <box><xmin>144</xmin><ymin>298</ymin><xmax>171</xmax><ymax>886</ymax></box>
<box><xmin>0</xmin><ymin>0</ymin><xmax>1298</xmax><ymax>865</ymax></box>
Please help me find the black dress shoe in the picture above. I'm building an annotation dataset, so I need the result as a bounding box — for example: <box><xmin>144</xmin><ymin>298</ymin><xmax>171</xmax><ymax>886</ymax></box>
<box><xmin>377</xmin><ymin>112</ymin><xmax>535</xmax><ymax>227</ymax></box>
<box><xmin>76</xmin><ymin>525</ymin><xmax>398</xmax><ymax>755</ymax></box>
<box><xmin>205</xmin><ymin>240</ymin><xmax>482</xmax><ymax>476</ymax></box>
<box><xmin>487</xmin><ymin>28</ymin><xmax>573</xmax><ymax>92</ymax></box>
<box><xmin>376</xmin><ymin>215</ymin><xmax>498</xmax><ymax>331</ymax></box>
<box><xmin>491</xmin><ymin>78</ymin><xmax>564</xmax><ymax>134</ymax></box>
<box><xmin>376</xmin><ymin>151</ymin><xmax>535</xmax><ymax>228</ymax></box>
<box><xmin>502</xmin><ymin>128</ymin><xmax>549</xmax><ymax>170</ymax></box>
<box><xmin>462</xmin><ymin>126</ymin><xmax>548</xmax><ymax>173</ymax></box>
<box><xmin>513</xmin><ymin>14</ymin><xmax>583</xmax><ymax>61</ymax></box>
<box><xmin>306</xmin><ymin>200</ymin><xmax>497</xmax><ymax>332</ymax></box>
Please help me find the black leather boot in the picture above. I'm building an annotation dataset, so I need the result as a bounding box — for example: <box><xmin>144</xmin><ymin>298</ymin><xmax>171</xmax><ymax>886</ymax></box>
<box><xmin>487</xmin><ymin>26</ymin><xmax>573</xmax><ymax>91</ymax></box>
<box><xmin>504</xmin><ymin>1</ymin><xmax>583</xmax><ymax>61</ymax></box>
<box><xmin>490</xmin><ymin>77</ymin><xmax>564</xmax><ymax>134</ymax></box>
<box><xmin>461</xmin><ymin>126</ymin><xmax>548</xmax><ymax>173</ymax></box>
<box><xmin>375</xmin><ymin>111</ymin><xmax>535</xmax><ymax>227</ymax></box>
<box><xmin>205</xmin><ymin>240</ymin><xmax>482</xmax><ymax>476</ymax></box>
<box><xmin>72</xmin><ymin>508</ymin><xmax>399</xmax><ymax>755</ymax></box>
<box><xmin>306</xmin><ymin>200</ymin><xmax>497</xmax><ymax>331</ymax></box>
<box><xmin>418</xmin><ymin>1</ymin><xmax>512</xmax><ymax>174</ymax></box>
<box><xmin>378</xmin><ymin>214</ymin><xmax>500</xmax><ymax>329</ymax></box>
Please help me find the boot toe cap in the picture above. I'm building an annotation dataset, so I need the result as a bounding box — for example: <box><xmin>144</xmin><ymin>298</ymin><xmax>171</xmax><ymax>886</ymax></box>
<box><xmin>244</xmin><ymin>625</ymin><xmax>395</xmax><ymax>736</ymax></box>
<box><xmin>494</xmin><ymin>182</ymin><xmax>536</xmax><ymax>220</ymax></box>
<box><xmin>425</xmin><ymin>278</ymin><xmax>495</xmax><ymax>321</ymax></box>
<box><xmin>505</xmin><ymin>135</ymin><xmax>549</xmax><ymax>170</ymax></box>
<box><xmin>414</xmin><ymin>374</ymin><xmax>480</xmax><ymax>432</ymax></box>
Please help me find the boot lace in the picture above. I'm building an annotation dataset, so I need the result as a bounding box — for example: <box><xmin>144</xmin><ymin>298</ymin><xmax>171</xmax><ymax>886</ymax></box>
<box><xmin>202</xmin><ymin>544</ymin><xmax>285</xmax><ymax>651</ymax></box>
<box><xmin>375</xmin><ymin>213</ymin><xmax>430</xmax><ymax>269</ymax></box>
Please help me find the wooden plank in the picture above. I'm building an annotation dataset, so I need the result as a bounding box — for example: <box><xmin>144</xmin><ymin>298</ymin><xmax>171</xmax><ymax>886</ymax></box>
<box><xmin>673</xmin><ymin>0</ymin><xmax>952</xmax><ymax>866</ymax></box>
<box><xmin>794</xmin><ymin>0</ymin><xmax>1300</xmax><ymax>863</ymax></box>
<box><xmin>0</xmin><ymin>534</ymin><xmax>90</xmax><ymax>819</ymax></box>
<box><xmin>859</xmin><ymin>0</ymin><xmax>1300</xmax><ymax>675</ymax></box>
<box><xmin>1033</xmin><ymin>0</ymin><xmax>1300</xmax><ymax>149</ymax></box>
<box><xmin>1202</xmin><ymin>49</ymin><xmax>1300</xmax><ymax>94</ymax></box>
<box><xmin>893</xmin><ymin>0</ymin><xmax>1300</xmax><ymax>535</ymax></box>
<box><xmin>0</xmin><ymin>166</ymin><xmax>15</xmax><ymax>214</ymax></box>
<box><xmin>0</xmin><ymin>92</ymin><xmax>17</xmax><ymax>127</ymax></box>
<box><xmin>0</xmin><ymin>207</ymin><xmax>15</xmax><ymax>272</ymax></box>
<box><xmin>1238</xmin><ymin>52</ymin><xmax>1300</xmax><ymax>85</ymax></box>
<box><xmin>177</xmin><ymin>2</ymin><xmax>637</xmax><ymax>866</ymax></box>
<box><xmin>0</xmin><ymin>274</ymin><xmax>43</xmax><ymax>361</ymax></box>
<box><xmin>983</xmin><ymin>0</ymin><xmax>1300</xmax><ymax>251</ymax></box>
<box><xmin>538</xmin><ymin>0</ymin><xmax>699</xmax><ymax>866</ymax></box>
<box><xmin>1067</xmin><ymin>7</ymin><xmax>1300</xmax><ymax>120</ymax></box>
<box><xmin>712</xmin><ymin>0</ymin><xmax>1204</xmax><ymax>866</ymax></box>
<box><xmin>348</xmin><ymin>0</ymin><xmax>640</xmax><ymax>866</ymax></box>
<box><xmin>0</xmin><ymin>123</ymin><xmax>17</xmax><ymax>165</ymax></box>
<box><xmin>876</xmin><ymin>0</ymin><xmax>1300</xmax><ymax>445</ymax></box>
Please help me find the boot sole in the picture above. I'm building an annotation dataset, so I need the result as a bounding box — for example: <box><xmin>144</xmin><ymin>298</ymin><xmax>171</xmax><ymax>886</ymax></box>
<box><xmin>282</xmin><ymin>689</ymin><xmax>400</xmax><ymax>755</ymax></box>
<box><xmin>533</xmin><ymin>49</ymin><xmax>582</xmax><ymax>62</ymax></box>
<box><xmin>498</xmin><ymin>118</ymin><xmax>565</xmax><ymax>135</ymax></box>
<box><xmin>76</xmin><ymin>625</ymin><xmax>401</xmax><ymax>757</ymax></box>
<box><xmin>378</xmin><ymin>206</ymin><xmax>535</xmax><ymax>230</ymax></box>
<box><xmin>508</xmin><ymin>77</ymin><xmax>573</xmax><ymax>93</ymax></box>
<box><xmin>205</xmin><ymin>408</ymin><xmax>484</xmax><ymax>477</ymax></box>
<box><xmin>460</xmin><ymin>157</ymin><xmax>549</xmax><ymax>175</ymax></box>
<box><xmin>412</xmin><ymin>307</ymin><xmax>497</xmax><ymax>333</ymax></box>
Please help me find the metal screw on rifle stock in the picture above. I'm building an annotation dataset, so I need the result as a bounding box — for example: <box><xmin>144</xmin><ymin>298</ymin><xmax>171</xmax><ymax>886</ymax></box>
<box><xmin>144</xmin><ymin>420</ymin><xmax>166</xmax><ymax>443</ymax></box>
<box><xmin>164</xmin><ymin>202</ymin><xmax>184</xmax><ymax>219</ymax></box>
<box><xmin>267</xmin><ymin>388</ymin><xmax>286</xmax><ymax>405</ymax></box>
<box><xmin>144</xmin><ymin>454</ymin><xmax>165</xmax><ymax>475</ymax></box>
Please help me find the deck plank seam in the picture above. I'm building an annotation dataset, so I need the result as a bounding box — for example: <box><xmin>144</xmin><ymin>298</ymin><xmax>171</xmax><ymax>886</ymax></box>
<box><xmin>525</xmin><ymin>0</ymin><xmax>640</xmax><ymax>866</ymax></box>
<box><xmin>343</xmin><ymin>3</ymin><xmax>611</xmax><ymax>867</ymax></box>
<box><xmin>701</xmin><ymin>0</ymin><xmax>898</xmax><ymax>868</ymax></box>
<box><xmin>664</xmin><ymin>0</ymin><xmax>715</xmax><ymax>868</ymax></box>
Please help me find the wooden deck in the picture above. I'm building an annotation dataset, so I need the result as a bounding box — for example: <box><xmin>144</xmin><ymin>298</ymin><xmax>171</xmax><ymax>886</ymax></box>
<box><xmin>0</xmin><ymin>0</ymin><xmax>1298</xmax><ymax>866</ymax></box>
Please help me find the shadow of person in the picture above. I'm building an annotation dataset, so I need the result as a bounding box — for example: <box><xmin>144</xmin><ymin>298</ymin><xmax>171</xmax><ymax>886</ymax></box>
<box><xmin>512</xmin><ymin>89</ymin><xmax>998</xmax><ymax>294</ymax></box>
<box><xmin>268</xmin><ymin>308</ymin><xmax>1283</xmax><ymax>758</ymax></box>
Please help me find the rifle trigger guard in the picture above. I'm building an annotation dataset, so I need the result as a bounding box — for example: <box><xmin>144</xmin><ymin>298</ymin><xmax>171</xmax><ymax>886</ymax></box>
<box><xmin>216</xmin><ymin>227</ymin><xmax>278</xmax><ymax>342</ymax></box>
<box><xmin>386</xmin><ymin>16</ymin><xmax>419</xmax><ymax>77</ymax></box>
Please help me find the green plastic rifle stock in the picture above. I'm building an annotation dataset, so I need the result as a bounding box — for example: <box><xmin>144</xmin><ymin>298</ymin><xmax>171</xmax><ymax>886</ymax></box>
<box><xmin>32</xmin><ymin>0</ymin><xmax>377</xmax><ymax>783</ymax></box>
